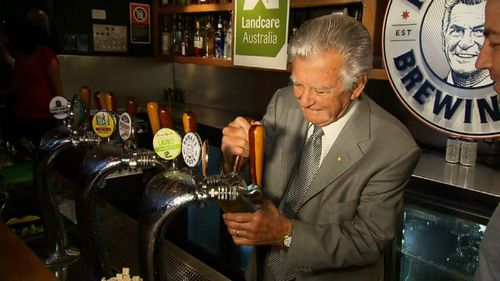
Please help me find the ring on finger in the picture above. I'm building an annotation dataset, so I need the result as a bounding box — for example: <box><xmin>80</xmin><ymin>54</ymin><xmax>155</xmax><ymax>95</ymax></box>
<box><xmin>236</xmin><ymin>229</ymin><xmax>240</xmax><ymax>237</ymax></box>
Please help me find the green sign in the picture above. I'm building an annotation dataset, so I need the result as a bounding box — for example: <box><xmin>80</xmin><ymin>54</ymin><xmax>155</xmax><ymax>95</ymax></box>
<box><xmin>234</xmin><ymin>0</ymin><xmax>289</xmax><ymax>70</ymax></box>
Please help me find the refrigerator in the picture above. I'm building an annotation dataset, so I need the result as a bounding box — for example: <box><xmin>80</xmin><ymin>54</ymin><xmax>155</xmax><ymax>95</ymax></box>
<box><xmin>386</xmin><ymin>153</ymin><xmax>500</xmax><ymax>281</ymax></box>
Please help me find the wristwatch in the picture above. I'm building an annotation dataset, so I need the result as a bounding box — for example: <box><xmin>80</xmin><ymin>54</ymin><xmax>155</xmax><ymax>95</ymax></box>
<box><xmin>283</xmin><ymin>225</ymin><xmax>293</xmax><ymax>248</ymax></box>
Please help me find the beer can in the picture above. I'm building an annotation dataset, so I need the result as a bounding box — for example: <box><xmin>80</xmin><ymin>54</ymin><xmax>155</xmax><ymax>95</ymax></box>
<box><xmin>460</xmin><ymin>139</ymin><xmax>478</xmax><ymax>166</ymax></box>
<box><xmin>445</xmin><ymin>137</ymin><xmax>461</xmax><ymax>163</ymax></box>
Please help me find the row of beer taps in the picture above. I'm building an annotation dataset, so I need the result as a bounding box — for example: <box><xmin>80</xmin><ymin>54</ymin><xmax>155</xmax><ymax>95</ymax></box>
<box><xmin>37</xmin><ymin>87</ymin><xmax>264</xmax><ymax>281</ymax></box>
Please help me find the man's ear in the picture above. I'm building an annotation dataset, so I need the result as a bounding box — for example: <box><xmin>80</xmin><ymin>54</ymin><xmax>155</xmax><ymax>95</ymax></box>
<box><xmin>350</xmin><ymin>75</ymin><xmax>367</xmax><ymax>100</ymax></box>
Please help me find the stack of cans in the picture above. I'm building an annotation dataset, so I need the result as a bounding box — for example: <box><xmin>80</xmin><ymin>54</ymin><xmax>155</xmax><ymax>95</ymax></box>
<box><xmin>445</xmin><ymin>137</ymin><xmax>478</xmax><ymax>166</ymax></box>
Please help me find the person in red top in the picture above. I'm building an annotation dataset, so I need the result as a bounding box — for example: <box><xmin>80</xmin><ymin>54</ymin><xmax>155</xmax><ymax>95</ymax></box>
<box><xmin>6</xmin><ymin>14</ymin><xmax>63</xmax><ymax>148</ymax></box>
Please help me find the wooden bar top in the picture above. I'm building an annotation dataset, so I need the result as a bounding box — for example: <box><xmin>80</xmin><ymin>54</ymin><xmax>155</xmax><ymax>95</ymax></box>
<box><xmin>0</xmin><ymin>222</ymin><xmax>58</xmax><ymax>281</ymax></box>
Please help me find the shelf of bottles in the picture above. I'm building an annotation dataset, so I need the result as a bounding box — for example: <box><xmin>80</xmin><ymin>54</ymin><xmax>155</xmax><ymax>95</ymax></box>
<box><xmin>287</xmin><ymin>0</ymin><xmax>388</xmax><ymax>80</ymax></box>
<box><xmin>156</xmin><ymin>0</ymin><xmax>387</xmax><ymax>79</ymax></box>
<box><xmin>158</xmin><ymin>0</ymin><xmax>234</xmax><ymax>67</ymax></box>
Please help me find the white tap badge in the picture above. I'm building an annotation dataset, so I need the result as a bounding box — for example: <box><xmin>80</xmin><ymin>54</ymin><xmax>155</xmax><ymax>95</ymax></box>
<box><xmin>182</xmin><ymin>132</ymin><xmax>202</xmax><ymax>168</ymax></box>
<box><xmin>118</xmin><ymin>112</ymin><xmax>133</xmax><ymax>141</ymax></box>
<box><xmin>49</xmin><ymin>96</ymin><xmax>69</xmax><ymax>120</ymax></box>
<box><xmin>383</xmin><ymin>0</ymin><xmax>498</xmax><ymax>139</ymax></box>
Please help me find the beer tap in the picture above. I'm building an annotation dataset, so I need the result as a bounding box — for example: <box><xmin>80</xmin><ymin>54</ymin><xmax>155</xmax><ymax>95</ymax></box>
<box><xmin>75</xmin><ymin>100</ymin><xmax>178</xmax><ymax>281</ymax></box>
<box><xmin>180</xmin><ymin>111</ymin><xmax>203</xmax><ymax>173</ymax></box>
<box><xmin>120</xmin><ymin>97</ymin><xmax>139</xmax><ymax>151</ymax></box>
<box><xmin>138</xmin><ymin>124</ymin><xmax>264</xmax><ymax>281</ymax></box>
<box><xmin>36</xmin><ymin>92</ymin><xmax>101</xmax><ymax>267</ymax></box>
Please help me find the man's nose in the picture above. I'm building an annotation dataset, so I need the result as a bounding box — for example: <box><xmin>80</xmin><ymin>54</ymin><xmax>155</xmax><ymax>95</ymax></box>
<box><xmin>458</xmin><ymin>30</ymin><xmax>475</xmax><ymax>49</ymax></box>
<box><xmin>476</xmin><ymin>41</ymin><xmax>492</xmax><ymax>70</ymax></box>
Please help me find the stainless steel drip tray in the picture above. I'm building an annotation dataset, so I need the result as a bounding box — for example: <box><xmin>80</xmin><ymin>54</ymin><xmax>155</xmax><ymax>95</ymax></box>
<box><xmin>160</xmin><ymin>240</ymin><xmax>231</xmax><ymax>281</ymax></box>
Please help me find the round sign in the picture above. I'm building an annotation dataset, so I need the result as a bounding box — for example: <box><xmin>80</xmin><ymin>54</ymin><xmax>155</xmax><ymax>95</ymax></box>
<box><xmin>92</xmin><ymin>110</ymin><xmax>115</xmax><ymax>138</ymax></box>
<box><xmin>152</xmin><ymin>128</ymin><xmax>182</xmax><ymax>160</ymax></box>
<box><xmin>49</xmin><ymin>96</ymin><xmax>69</xmax><ymax>120</ymax></box>
<box><xmin>383</xmin><ymin>0</ymin><xmax>498</xmax><ymax>139</ymax></box>
<box><xmin>182</xmin><ymin>132</ymin><xmax>202</xmax><ymax>168</ymax></box>
<box><xmin>133</xmin><ymin>7</ymin><xmax>148</xmax><ymax>23</ymax></box>
<box><xmin>118</xmin><ymin>112</ymin><xmax>133</xmax><ymax>141</ymax></box>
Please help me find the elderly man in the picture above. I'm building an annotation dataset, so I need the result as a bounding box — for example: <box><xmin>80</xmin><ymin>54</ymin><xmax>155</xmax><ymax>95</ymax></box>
<box><xmin>221</xmin><ymin>14</ymin><xmax>420</xmax><ymax>281</ymax></box>
<box><xmin>441</xmin><ymin>0</ymin><xmax>493</xmax><ymax>87</ymax></box>
<box><xmin>473</xmin><ymin>0</ymin><xmax>500</xmax><ymax>280</ymax></box>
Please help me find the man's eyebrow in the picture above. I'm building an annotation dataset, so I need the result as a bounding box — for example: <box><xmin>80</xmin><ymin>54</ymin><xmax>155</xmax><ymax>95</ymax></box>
<box><xmin>448</xmin><ymin>24</ymin><xmax>464</xmax><ymax>30</ymax></box>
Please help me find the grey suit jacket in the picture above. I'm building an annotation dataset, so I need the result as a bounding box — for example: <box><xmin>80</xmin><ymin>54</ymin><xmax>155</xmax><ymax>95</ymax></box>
<box><xmin>245</xmin><ymin>86</ymin><xmax>421</xmax><ymax>281</ymax></box>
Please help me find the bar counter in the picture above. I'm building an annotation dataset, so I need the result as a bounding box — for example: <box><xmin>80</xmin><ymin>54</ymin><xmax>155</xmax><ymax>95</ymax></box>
<box><xmin>0</xmin><ymin>222</ymin><xmax>58</xmax><ymax>281</ymax></box>
<box><xmin>413</xmin><ymin>151</ymin><xmax>500</xmax><ymax>199</ymax></box>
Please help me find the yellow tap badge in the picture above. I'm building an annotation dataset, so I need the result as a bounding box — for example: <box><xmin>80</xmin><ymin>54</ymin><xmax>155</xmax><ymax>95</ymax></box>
<box><xmin>92</xmin><ymin>111</ymin><xmax>115</xmax><ymax>138</ymax></box>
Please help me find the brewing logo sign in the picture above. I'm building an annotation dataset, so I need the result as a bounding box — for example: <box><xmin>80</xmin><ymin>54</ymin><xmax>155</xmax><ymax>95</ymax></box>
<box><xmin>383</xmin><ymin>0</ymin><xmax>499</xmax><ymax>139</ymax></box>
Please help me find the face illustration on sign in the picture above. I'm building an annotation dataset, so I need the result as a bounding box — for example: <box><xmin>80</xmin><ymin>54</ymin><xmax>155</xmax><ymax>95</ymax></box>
<box><xmin>384</xmin><ymin>0</ymin><xmax>499</xmax><ymax>139</ymax></box>
<box><xmin>441</xmin><ymin>0</ymin><xmax>492</xmax><ymax>88</ymax></box>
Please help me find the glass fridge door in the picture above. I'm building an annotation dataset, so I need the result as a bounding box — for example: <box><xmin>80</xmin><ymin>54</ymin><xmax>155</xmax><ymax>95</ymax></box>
<box><xmin>394</xmin><ymin>203</ymin><xmax>486</xmax><ymax>281</ymax></box>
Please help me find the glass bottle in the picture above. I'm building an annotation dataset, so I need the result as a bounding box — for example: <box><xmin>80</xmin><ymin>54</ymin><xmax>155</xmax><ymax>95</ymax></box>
<box><xmin>182</xmin><ymin>16</ymin><xmax>191</xmax><ymax>56</ymax></box>
<box><xmin>173</xmin><ymin>15</ymin><xmax>183</xmax><ymax>55</ymax></box>
<box><xmin>215</xmin><ymin>15</ymin><xmax>224</xmax><ymax>59</ymax></box>
<box><xmin>161</xmin><ymin>16</ymin><xmax>172</xmax><ymax>55</ymax></box>
<box><xmin>204</xmin><ymin>15</ymin><xmax>215</xmax><ymax>58</ymax></box>
<box><xmin>193</xmin><ymin>17</ymin><xmax>204</xmax><ymax>57</ymax></box>
<box><xmin>223</xmin><ymin>17</ymin><xmax>232</xmax><ymax>60</ymax></box>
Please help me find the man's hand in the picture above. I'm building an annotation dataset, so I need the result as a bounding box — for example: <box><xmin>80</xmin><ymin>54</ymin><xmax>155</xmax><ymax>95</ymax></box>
<box><xmin>223</xmin><ymin>199</ymin><xmax>292</xmax><ymax>246</ymax></box>
<box><xmin>221</xmin><ymin>117</ymin><xmax>254</xmax><ymax>173</ymax></box>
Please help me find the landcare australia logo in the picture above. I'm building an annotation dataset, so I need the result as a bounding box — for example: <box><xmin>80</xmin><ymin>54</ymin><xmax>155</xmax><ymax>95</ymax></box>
<box><xmin>383</xmin><ymin>0</ymin><xmax>499</xmax><ymax>139</ymax></box>
<box><xmin>236</xmin><ymin>0</ymin><xmax>287</xmax><ymax>57</ymax></box>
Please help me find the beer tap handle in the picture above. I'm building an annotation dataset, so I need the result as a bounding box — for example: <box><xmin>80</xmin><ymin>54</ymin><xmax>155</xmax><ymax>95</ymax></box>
<box><xmin>201</xmin><ymin>140</ymin><xmax>208</xmax><ymax>177</ymax></box>
<box><xmin>180</xmin><ymin>110</ymin><xmax>203</xmax><ymax>170</ymax></box>
<box><xmin>159</xmin><ymin>105</ymin><xmax>173</xmax><ymax>129</ymax></box>
<box><xmin>147</xmin><ymin>101</ymin><xmax>161</xmax><ymax>136</ymax></box>
<box><xmin>105</xmin><ymin>92</ymin><xmax>115</xmax><ymax>112</ymax></box>
<box><xmin>94</xmin><ymin>91</ymin><xmax>106</xmax><ymax>110</ymax></box>
<box><xmin>79</xmin><ymin>86</ymin><xmax>91</xmax><ymax>118</ymax></box>
<box><xmin>182</xmin><ymin>111</ymin><xmax>197</xmax><ymax>133</ymax></box>
<box><xmin>232</xmin><ymin>117</ymin><xmax>256</xmax><ymax>173</ymax></box>
<box><xmin>126</xmin><ymin>97</ymin><xmax>138</xmax><ymax>118</ymax></box>
<box><xmin>249</xmin><ymin>124</ymin><xmax>264</xmax><ymax>189</ymax></box>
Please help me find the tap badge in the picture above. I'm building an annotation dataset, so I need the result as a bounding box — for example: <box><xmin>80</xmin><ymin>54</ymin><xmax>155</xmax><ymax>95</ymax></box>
<box><xmin>92</xmin><ymin>110</ymin><xmax>115</xmax><ymax>138</ymax></box>
<box><xmin>153</xmin><ymin>128</ymin><xmax>182</xmax><ymax>160</ymax></box>
<box><xmin>182</xmin><ymin>132</ymin><xmax>202</xmax><ymax>168</ymax></box>
<box><xmin>383</xmin><ymin>0</ymin><xmax>498</xmax><ymax>139</ymax></box>
<box><xmin>49</xmin><ymin>96</ymin><xmax>69</xmax><ymax>120</ymax></box>
<box><xmin>118</xmin><ymin>112</ymin><xmax>133</xmax><ymax>141</ymax></box>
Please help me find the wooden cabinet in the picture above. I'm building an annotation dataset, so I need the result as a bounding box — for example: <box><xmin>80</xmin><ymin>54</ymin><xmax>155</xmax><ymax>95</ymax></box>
<box><xmin>152</xmin><ymin>0</ymin><xmax>388</xmax><ymax>79</ymax></box>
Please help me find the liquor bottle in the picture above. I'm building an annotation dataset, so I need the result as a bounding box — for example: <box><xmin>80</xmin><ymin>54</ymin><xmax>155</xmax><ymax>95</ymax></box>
<box><xmin>204</xmin><ymin>15</ymin><xmax>215</xmax><ymax>58</ymax></box>
<box><xmin>223</xmin><ymin>17</ymin><xmax>232</xmax><ymax>60</ymax></box>
<box><xmin>287</xmin><ymin>27</ymin><xmax>298</xmax><ymax>63</ymax></box>
<box><xmin>193</xmin><ymin>17</ymin><xmax>204</xmax><ymax>57</ymax></box>
<box><xmin>161</xmin><ymin>17</ymin><xmax>172</xmax><ymax>55</ymax></box>
<box><xmin>182</xmin><ymin>16</ymin><xmax>191</xmax><ymax>56</ymax></box>
<box><xmin>215</xmin><ymin>15</ymin><xmax>224</xmax><ymax>59</ymax></box>
<box><xmin>173</xmin><ymin>15</ymin><xmax>183</xmax><ymax>55</ymax></box>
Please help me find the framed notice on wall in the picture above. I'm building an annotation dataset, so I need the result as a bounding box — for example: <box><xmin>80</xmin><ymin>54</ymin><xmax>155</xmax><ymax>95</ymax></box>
<box><xmin>129</xmin><ymin>3</ymin><xmax>151</xmax><ymax>44</ymax></box>
<box><xmin>234</xmin><ymin>0</ymin><xmax>290</xmax><ymax>70</ymax></box>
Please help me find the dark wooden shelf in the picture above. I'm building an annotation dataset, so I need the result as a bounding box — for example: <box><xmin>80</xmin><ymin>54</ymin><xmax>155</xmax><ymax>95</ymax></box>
<box><xmin>291</xmin><ymin>0</ymin><xmax>362</xmax><ymax>8</ymax></box>
<box><xmin>158</xmin><ymin>2</ymin><xmax>233</xmax><ymax>14</ymax></box>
